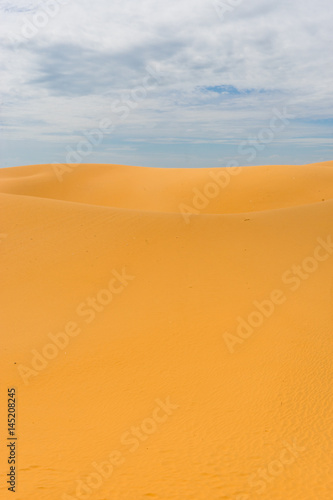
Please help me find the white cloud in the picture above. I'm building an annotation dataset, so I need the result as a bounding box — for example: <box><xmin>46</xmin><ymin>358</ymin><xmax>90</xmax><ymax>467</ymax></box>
<box><xmin>0</xmin><ymin>0</ymin><xmax>332</xmax><ymax>167</ymax></box>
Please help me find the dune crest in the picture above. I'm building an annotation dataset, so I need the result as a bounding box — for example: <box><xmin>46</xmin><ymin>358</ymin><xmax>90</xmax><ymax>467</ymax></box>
<box><xmin>1</xmin><ymin>162</ymin><xmax>333</xmax><ymax>500</ymax></box>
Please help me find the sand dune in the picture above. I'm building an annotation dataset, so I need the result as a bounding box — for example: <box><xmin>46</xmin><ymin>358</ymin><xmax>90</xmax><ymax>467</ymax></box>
<box><xmin>1</xmin><ymin>161</ymin><xmax>333</xmax><ymax>500</ymax></box>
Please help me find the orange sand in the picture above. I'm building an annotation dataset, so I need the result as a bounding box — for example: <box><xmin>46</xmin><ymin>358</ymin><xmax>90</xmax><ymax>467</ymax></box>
<box><xmin>0</xmin><ymin>161</ymin><xmax>333</xmax><ymax>500</ymax></box>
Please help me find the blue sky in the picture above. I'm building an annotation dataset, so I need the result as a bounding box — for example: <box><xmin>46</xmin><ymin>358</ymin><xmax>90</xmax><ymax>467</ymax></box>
<box><xmin>0</xmin><ymin>0</ymin><xmax>332</xmax><ymax>168</ymax></box>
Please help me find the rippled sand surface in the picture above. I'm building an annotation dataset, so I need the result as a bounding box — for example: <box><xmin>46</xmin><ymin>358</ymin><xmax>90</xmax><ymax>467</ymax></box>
<box><xmin>1</xmin><ymin>161</ymin><xmax>333</xmax><ymax>499</ymax></box>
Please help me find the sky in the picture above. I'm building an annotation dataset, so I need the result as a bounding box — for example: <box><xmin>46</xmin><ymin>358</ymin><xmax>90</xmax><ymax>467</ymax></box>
<box><xmin>0</xmin><ymin>0</ymin><xmax>332</xmax><ymax>168</ymax></box>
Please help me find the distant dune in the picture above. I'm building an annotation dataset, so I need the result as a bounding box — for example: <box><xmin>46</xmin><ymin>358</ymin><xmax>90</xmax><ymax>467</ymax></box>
<box><xmin>1</xmin><ymin>161</ymin><xmax>333</xmax><ymax>500</ymax></box>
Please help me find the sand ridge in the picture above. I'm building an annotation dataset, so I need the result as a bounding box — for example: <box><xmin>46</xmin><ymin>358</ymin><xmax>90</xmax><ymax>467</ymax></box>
<box><xmin>0</xmin><ymin>162</ymin><xmax>333</xmax><ymax>499</ymax></box>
